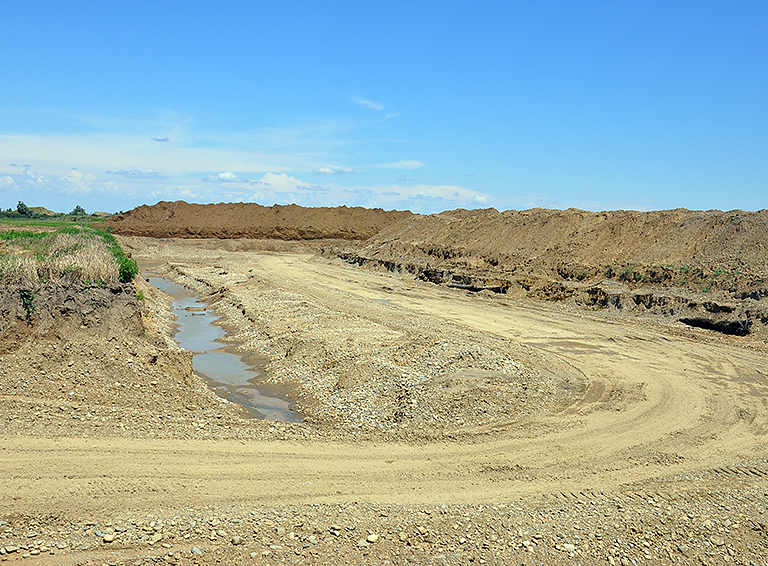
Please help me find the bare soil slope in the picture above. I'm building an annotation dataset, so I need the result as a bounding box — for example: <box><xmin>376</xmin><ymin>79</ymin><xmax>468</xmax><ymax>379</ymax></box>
<box><xmin>335</xmin><ymin>207</ymin><xmax>768</xmax><ymax>336</ymax></box>
<box><xmin>104</xmin><ymin>200</ymin><xmax>413</xmax><ymax>240</ymax></box>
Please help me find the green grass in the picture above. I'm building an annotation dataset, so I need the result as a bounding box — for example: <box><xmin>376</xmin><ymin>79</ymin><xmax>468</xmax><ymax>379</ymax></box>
<box><xmin>0</xmin><ymin>216</ymin><xmax>105</xmax><ymax>228</ymax></box>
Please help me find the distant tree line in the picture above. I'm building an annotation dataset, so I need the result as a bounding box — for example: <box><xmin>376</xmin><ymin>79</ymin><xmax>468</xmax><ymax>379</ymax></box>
<box><xmin>0</xmin><ymin>201</ymin><xmax>91</xmax><ymax>219</ymax></box>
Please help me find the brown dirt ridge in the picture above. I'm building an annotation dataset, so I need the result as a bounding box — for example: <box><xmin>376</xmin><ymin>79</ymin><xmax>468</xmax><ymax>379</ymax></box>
<box><xmin>104</xmin><ymin>200</ymin><xmax>413</xmax><ymax>240</ymax></box>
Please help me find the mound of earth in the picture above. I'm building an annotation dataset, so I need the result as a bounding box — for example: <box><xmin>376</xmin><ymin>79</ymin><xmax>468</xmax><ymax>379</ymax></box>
<box><xmin>0</xmin><ymin>280</ymin><xmax>256</xmax><ymax>440</ymax></box>
<box><xmin>104</xmin><ymin>200</ymin><xmax>413</xmax><ymax>240</ymax></box>
<box><xmin>330</xmin><ymin>207</ymin><xmax>768</xmax><ymax>336</ymax></box>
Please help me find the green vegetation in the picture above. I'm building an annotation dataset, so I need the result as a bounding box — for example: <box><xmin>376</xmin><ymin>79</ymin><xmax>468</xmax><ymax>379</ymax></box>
<box><xmin>0</xmin><ymin>201</ymin><xmax>108</xmax><ymax>225</ymax></box>
<box><xmin>0</xmin><ymin>223</ymin><xmax>138</xmax><ymax>287</ymax></box>
<box><xmin>19</xmin><ymin>289</ymin><xmax>35</xmax><ymax>316</ymax></box>
<box><xmin>605</xmin><ymin>262</ymin><xmax>740</xmax><ymax>292</ymax></box>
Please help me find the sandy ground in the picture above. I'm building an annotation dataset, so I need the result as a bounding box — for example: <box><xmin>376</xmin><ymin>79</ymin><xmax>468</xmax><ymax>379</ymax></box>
<box><xmin>2</xmin><ymin>237</ymin><xmax>768</xmax><ymax>565</ymax></box>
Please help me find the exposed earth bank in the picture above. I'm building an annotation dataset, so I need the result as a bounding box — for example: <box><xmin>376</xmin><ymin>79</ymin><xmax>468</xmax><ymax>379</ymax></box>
<box><xmin>326</xmin><ymin>207</ymin><xmax>768</xmax><ymax>338</ymax></box>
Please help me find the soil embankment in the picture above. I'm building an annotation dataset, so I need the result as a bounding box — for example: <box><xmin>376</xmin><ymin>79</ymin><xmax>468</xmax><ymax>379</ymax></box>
<box><xmin>104</xmin><ymin>200</ymin><xmax>413</xmax><ymax>240</ymax></box>
<box><xmin>331</xmin><ymin>207</ymin><xmax>768</xmax><ymax>337</ymax></box>
<box><xmin>0</xmin><ymin>280</ymin><xmax>251</xmax><ymax>440</ymax></box>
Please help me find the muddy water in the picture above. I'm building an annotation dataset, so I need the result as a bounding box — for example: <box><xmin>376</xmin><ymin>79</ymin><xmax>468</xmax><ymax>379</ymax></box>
<box><xmin>146</xmin><ymin>276</ymin><xmax>302</xmax><ymax>422</ymax></box>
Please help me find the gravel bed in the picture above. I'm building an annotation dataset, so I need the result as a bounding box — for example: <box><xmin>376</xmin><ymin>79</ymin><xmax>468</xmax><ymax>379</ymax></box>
<box><xmin>2</xmin><ymin>488</ymin><xmax>767</xmax><ymax>565</ymax></box>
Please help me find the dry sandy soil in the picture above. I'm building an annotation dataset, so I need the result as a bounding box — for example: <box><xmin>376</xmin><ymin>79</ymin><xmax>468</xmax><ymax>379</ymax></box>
<box><xmin>2</xmin><ymin>206</ymin><xmax>768</xmax><ymax>565</ymax></box>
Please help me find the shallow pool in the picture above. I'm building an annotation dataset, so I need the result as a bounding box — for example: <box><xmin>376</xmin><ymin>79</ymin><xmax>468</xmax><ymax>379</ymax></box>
<box><xmin>147</xmin><ymin>276</ymin><xmax>302</xmax><ymax>422</ymax></box>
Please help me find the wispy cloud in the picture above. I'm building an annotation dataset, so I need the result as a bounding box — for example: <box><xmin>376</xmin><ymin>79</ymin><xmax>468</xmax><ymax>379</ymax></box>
<box><xmin>151</xmin><ymin>137</ymin><xmax>170</xmax><ymax>142</ymax></box>
<box><xmin>353</xmin><ymin>97</ymin><xmax>384</xmax><ymax>111</ymax></box>
<box><xmin>374</xmin><ymin>159</ymin><xmax>425</xmax><ymax>170</ymax></box>
<box><xmin>107</xmin><ymin>168</ymin><xmax>168</xmax><ymax>179</ymax></box>
<box><xmin>407</xmin><ymin>190</ymin><xmax>443</xmax><ymax>202</ymax></box>
<box><xmin>202</xmin><ymin>171</ymin><xmax>249</xmax><ymax>183</ymax></box>
<box><xmin>313</xmin><ymin>165</ymin><xmax>355</xmax><ymax>175</ymax></box>
<box><xmin>0</xmin><ymin>176</ymin><xmax>17</xmax><ymax>189</ymax></box>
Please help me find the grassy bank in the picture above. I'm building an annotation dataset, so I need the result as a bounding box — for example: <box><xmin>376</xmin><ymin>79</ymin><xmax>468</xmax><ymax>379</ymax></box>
<box><xmin>0</xmin><ymin>223</ymin><xmax>138</xmax><ymax>287</ymax></box>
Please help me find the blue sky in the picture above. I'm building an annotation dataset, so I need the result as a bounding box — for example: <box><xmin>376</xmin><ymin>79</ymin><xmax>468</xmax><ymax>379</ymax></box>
<box><xmin>1</xmin><ymin>2</ymin><xmax>766</xmax><ymax>214</ymax></box>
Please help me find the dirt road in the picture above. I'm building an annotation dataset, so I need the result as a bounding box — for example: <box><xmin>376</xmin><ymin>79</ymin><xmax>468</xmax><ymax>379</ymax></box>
<box><xmin>2</xmin><ymin>239</ymin><xmax>768</xmax><ymax>564</ymax></box>
<box><xmin>256</xmin><ymin>252</ymin><xmax>768</xmax><ymax>492</ymax></box>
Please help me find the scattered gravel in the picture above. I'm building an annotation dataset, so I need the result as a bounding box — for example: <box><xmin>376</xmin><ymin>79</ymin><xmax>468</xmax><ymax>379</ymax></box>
<box><xmin>2</xmin><ymin>489</ymin><xmax>767</xmax><ymax>565</ymax></box>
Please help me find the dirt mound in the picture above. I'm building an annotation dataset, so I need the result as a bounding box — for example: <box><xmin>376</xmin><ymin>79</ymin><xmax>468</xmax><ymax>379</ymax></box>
<box><xmin>331</xmin><ymin>207</ymin><xmax>768</xmax><ymax>335</ymax></box>
<box><xmin>0</xmin><ymin>283</ymin><xmax>144</xmax><ymax>355</ymax></box>
<box><xmin>356</xmin><ymin>207</ymin><xmax>768</xmax><ymax>284</ymax></box>
<box><xmin>0</xmin><ymin>280</ymin><xmax>250</xmax><ymax>439</ymax></box>
<box><xmin>104</xmin><ymin>200</ymin><xmax>413</xmax><ymax>240</ymax></box>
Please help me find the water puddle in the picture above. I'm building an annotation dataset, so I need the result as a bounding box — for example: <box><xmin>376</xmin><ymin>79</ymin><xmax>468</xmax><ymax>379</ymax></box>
<box><xmin>146</xmin><ymin>275</ymin><xmax>302</xmax><ymax>422</ymax></box>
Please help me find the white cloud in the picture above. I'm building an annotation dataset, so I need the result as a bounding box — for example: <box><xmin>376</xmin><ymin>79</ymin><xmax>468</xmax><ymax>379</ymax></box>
<box><xmin>107</xmin><ymin>168</ymin><xmax>168</xmax><ymax>179</ymax></box>
<box><xmin>250</xmin><ymin>172</ymin><xmax>314</xmax><ymax>192</ymax></box>
<box><xmin>202</xmin><ymin>171</ymin><xmax>249</xmax><ymax>183</ymax></box>
<box><xmin>60</xmin><ymin>169</ymin><xmax>98</xmax><ymax>193</ymax></box>
<box><xmin>408</xmin><ymin>190</ymin><xmax>444</xmax><ymax>201</ymax></box>
<box><xmin>0</xmin><ymin>176</ymin><xmax>17</xmax><ymax>190</ymax></box>
<box><xmin>314</xmin><ymin>165</ymin><xmax>355</xmax><ymax>175</ymax></box>
<box><xmin>375</xmin><ymin>159</ymin><xmax>425</xmax><ymax>170</ymax></box>
<box><xmin>0</xmin><ymin>133</ymin><xmax>318</xmax><ymax>178</ymax></box>
<box><xmin>364</xmin><ymin>184</ymin><xmax>492</xmax><ymax>213</ymax></box>
<box><xmin>353</xmin><ymin>97</ymin><xmax>384</xmax><ymax>111</ymax></box>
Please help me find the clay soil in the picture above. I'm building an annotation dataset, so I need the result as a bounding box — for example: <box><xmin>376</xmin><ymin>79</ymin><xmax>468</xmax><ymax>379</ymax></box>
<box><xmin>2</xmin><ymin>205</ymin><xmax>768</xmax><ymax>565</ymax></box>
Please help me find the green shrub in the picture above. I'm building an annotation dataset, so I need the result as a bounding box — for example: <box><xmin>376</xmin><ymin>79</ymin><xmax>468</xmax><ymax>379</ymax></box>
<box><xmin>20</xmin><ymin>289</ymin><xmax>35</xmax><ymax>315</ymax></box>
<box><xmin>118</xmin><ymin>255</ymin><xmax>139</xmax><ymax>283</ymax></box>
